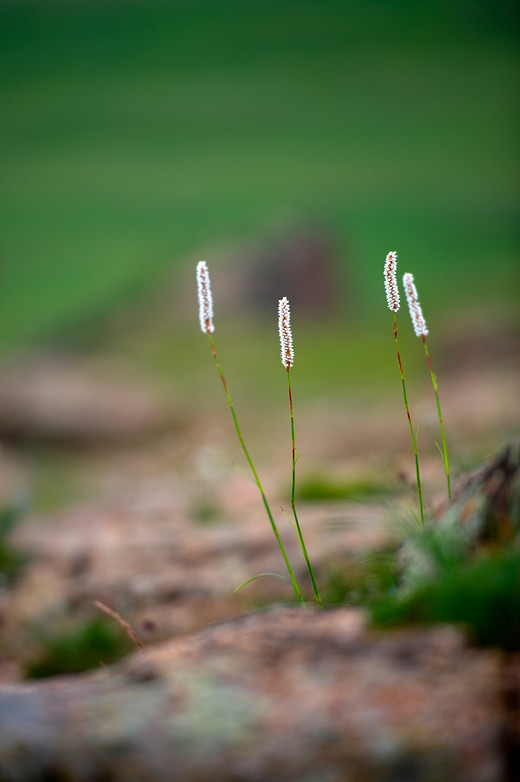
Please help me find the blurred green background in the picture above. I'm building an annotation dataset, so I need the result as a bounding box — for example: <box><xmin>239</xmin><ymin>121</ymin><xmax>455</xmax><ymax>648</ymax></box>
<box><xmin>0</xmin><ymin>0</ymin><xmax>518</xmax><ymax>356</ymax></box>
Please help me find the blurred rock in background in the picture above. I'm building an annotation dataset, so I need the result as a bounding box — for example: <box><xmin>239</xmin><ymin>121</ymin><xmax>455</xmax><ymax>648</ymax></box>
<box><xmin>247</xmin><ymin>223</ymin><xmax>344</xmax><ymax>317</ymax></box>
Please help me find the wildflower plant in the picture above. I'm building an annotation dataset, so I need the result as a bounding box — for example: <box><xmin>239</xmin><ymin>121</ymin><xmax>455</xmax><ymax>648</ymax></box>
<box><xmin>196</xmin><ymin>261</ymin><xmax>305</xmax><ymax>605</ymax></box>
<box><xmin>278</xmin><ymin>297</ymin><xmax>322</xmax><ymax>607</ymax></box>
<box><xmin>384</xmin><ymin>251</ymin><xmax>425</xmax><ymax>524</ymax></box>
<box><xmin>403</xmin><ymin>272</ymin><xmax>451</xmax><ymax>499</ymax></box>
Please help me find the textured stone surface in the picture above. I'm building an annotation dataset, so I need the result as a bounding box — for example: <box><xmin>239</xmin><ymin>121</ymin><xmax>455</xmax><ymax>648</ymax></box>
<box><xmin>438</xmin><ymin>434</ymin><xmax>520</xmax><ymax>544</ymax></box>
<box><xmin>0</xmin><ymin>608</ymin><xmax>510</xmax><ymax>782</ymax></box>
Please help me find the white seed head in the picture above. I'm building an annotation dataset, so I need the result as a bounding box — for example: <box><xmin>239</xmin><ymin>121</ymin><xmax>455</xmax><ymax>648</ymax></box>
<box><xmin>403</xmin><ymin>272</ymin><xmax>428</xmax><ymax>337</ymax></box>
<box><xmin>278</xmin><ymin>296</ymin><xmax>294</xmax><ymax>369</ymax></box>
<box><xmin>196</xmin><ymin>261</ymin><xmax>214</xmax><ymax>334</ymax></box>
<box><xmin>384</xmin><ymin>251</ymin><xmax>400</xmax><ymax>313</ymax></box>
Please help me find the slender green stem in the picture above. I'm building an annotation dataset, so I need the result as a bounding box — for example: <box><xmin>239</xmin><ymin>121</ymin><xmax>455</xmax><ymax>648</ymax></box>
<box><xmin>393</xmin><ymin>313</ymin><xmax>424</xmax><ymax>524</ymax></box>
<box><xmin>207</xmin><ymin>334</ymin><xmax>305</xmax><ymax>606</ymax></box>
<box><xmin>287</xmin><ymin>369</ymin><xmax>323</xmax><ymax>608</ymax></box>
<box><xmin>421</xmin><ymin>336</ymin><xmax>451</xmax><ymax>500</ymax></box>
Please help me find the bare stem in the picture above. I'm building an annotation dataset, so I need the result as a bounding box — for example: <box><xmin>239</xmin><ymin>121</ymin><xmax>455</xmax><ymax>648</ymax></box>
<box><xmin>93</xmin><ymin>601</ymin><xmax>144</xmax><ymax>651</ymax></box>
<box><xmin>421</xmin><ymin>335</ymin><xmax>451</xmax><ymax>500</ymax></box>
<box><xmin>393</xmin><ymin>313</ymin><xmax>424</xmax><ymax>524</ymax></box>
<box><xmin>287</xmin><ymin>369</ymin><xmax>323</xmax><ymax>607</ymax></box>
<box><xmin>208</xmin><ymin>334</ymin><xmax>305</xmax><ymax>606</ymax></box>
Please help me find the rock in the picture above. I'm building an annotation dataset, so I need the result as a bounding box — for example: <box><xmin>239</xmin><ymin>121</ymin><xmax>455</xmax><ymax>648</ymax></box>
<box><xmin>184</xmin><ymin>223</ymin><xmax>345</xmax><ymax>322</ymax></box>
<box><xmin>0</xmin><ymin>607</ymin><xmax>511</xmax><ymax>781</ymax></box>
<box><xmin>246</xmin><ymin>223</ymin><xmax>343</xmax><ymax>315</ymax></box>
<box><xmin>2</xmin><ymin>491</ymin><xmax>393</xmax><ymax>658</ymax></box>
<box><xmin>444</xmin><ymin>434</ymin><xmax>520</xmax><ymax>544</ymax></box>
<box><xmin>397</xmin><ymin>435</ymin><xmax>520</xmax><ymax>589</ymax></box>
<box><xmin>0</xmin><ymin>355</ymin><xmax>181</xmax><ymax>446</ymax></box>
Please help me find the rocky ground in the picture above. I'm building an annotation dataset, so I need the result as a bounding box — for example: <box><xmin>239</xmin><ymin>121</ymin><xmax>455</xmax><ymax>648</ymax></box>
<box><xmin>1</xmin><ymin>607</ymin><xmax>514</xmax><ymax>782</ymax></box>
<box><xmin>0</xmin><ymin>341</ymin><xmax>518</xmax><ymax>780</ymax></box>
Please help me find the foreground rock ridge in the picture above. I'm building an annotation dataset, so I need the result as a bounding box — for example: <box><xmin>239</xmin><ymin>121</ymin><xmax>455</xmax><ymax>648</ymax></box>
<box><xmin>0</xmin><ymin>607</ymin><xmax>515</xmax><ymax>782</ymax></box>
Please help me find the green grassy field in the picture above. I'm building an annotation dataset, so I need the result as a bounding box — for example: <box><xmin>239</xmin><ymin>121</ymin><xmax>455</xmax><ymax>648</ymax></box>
<box><xmin>1</xmin><ymin>0</ymin><xmax>518</xmax><ymax>353</ymax></box>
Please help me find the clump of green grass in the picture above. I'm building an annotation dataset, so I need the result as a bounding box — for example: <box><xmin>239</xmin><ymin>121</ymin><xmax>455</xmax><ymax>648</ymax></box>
<box><xmin>371</xmin><ymin>547</ymin><xmax>520</xmax><ymax>650</ymax></box>
<box><xmin>320</xmin><ymin>515</ymin><xmax>520</xmax><ymax>651</ymax></box>
<box><xmin>26</xmin><ymin>616</ymin><xmax>133</xmax><ymax>679</ymax></box>
<box><xmin>0</xmin><ymin>501</ymin><xmax>29</xmax><ymax>586</ymax></box>
<box><xmin>322</xmin><ymin>549</ymin><xmax>398</xmax><ymax>607</ymax></box>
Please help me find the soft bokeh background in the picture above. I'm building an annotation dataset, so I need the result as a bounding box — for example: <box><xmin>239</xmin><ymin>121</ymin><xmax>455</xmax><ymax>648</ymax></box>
<box><xmin>0</xmin><ymin>0</ymin><xmax>519</xmax><ymax>683</ymax></box>
<box><xmin>0</xmin><ymin>0</ymin><xmax>518</xmax><ymax>482</ymax></box>
<box><xmin>2</xmin><ymin>0</ymin><xmax>518</xmax><ymax>346</ymax></box>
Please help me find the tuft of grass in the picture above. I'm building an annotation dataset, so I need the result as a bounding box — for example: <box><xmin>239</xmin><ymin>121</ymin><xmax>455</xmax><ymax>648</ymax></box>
<box><xmin>371</xmin><ymin>548</ymin><xmax>520</xmax><ymax>650</ymax></box>
<box><xmin>323</xmin><ymin>549</ymin><xmax>398</xmax><ymax>606</ymax></box>
<box><xmin>0</xmin><ymin>501</ymin><xmax>29</xmax><ymax>586</ymax></box>
<box><xmin>26</xmin><ymin>617</ymin><xmax>133</xmax><ymax>679</ymax></box>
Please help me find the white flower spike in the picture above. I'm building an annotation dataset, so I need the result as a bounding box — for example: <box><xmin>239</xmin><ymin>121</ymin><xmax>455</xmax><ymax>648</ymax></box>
<box><xmin>384</xmin><ymin>251</ymin><xmax>400</xmax><ymax>313</ymax></box>
<box><xmin>403</xmin><ymin>272</ymin><xmax>428</xmax><ymax>337</ymax></box>
<box><xmin>196</xmin><ymin>261</ymin><xmax>214</xmax><ymax>334</ymax></box>
<box><xmin>278</xmin><ymin>296</ymin><xmax>294</xmax><ymax>369</ymax></box>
